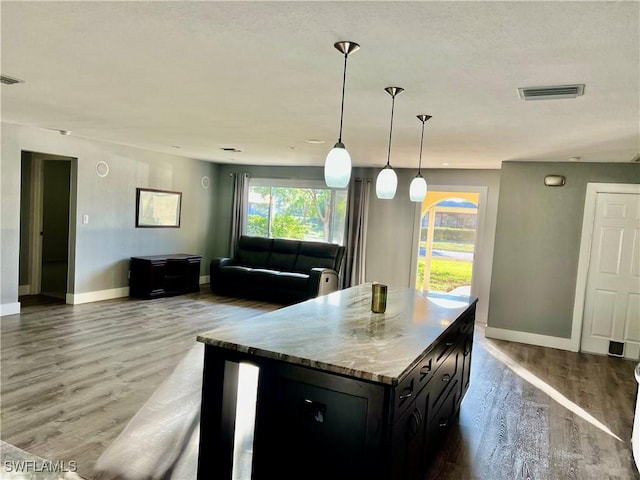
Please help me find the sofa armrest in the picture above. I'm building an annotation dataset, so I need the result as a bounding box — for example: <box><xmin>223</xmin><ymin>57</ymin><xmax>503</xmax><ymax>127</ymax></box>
<box><xmin>210</xmin><ymin>257</ymin><xmax>235</xmax><ymax>292</ymax></box>
<box><xmin>308</xmin><ymin>267</ymin><xmax>339</xmax><ymax>298</ymax></box>
<box><xmin>211</xmin><ymin>257</ymin><xmax>234</xmax><ymax>272</ymax></box>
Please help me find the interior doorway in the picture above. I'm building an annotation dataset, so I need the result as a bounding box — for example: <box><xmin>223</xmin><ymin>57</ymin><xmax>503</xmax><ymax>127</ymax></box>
<box><xmin>413</xmin><ymin>190</ymin><xmax>481</xmax><ymax>295</ymax></box>
<box><xmin>19</xmin><ymin>151</ymin><xmax>75</xmax><ymax>300</ymax></box>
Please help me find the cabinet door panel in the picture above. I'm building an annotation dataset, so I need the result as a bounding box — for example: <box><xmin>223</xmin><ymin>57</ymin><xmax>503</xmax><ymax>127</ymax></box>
<box><xmin>253</xmin><ymin>374</ymin><xmax>373</xmax><ymax>479</ymax></box>
<box><xmin>390</xmin><ymin>383</ymin><xmax>429</xmax><ymax>479</ymax></box>
<box><xmin>430</xmin><ymin>348</ymin><xmax>460</xmax><ymax>413</ymax></box>
<box><xmin>425</xmin><ymin>377</ymin><xmax>459</xmax><ymax>456</ymax></box>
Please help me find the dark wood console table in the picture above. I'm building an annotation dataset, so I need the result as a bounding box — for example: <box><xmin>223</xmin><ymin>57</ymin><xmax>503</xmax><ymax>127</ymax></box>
<box><xmin>196</xmin><ymin>283</ymin><xmax>477</xmax><ymax>480</ymax></box>
<box><xmin>129</xmin><ymin>254</ymin><xmax>201</xmax><ymax>299</ymax></box>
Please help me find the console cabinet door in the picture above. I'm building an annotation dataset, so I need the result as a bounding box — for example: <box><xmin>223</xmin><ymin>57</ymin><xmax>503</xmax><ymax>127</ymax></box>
<box><xmin>129</xmin><ymin>258</ymin><xmax>166</xmax><ymax>298</ymax></box>
<box><xmin>186</xmin><ymin>258</ymin><xmax>201</xmax><ymax>292</ymax></box>
<box><xmin>149</xmin><ymin>261</ymin><xmax>166</xmax><ymax>295</ymax></box>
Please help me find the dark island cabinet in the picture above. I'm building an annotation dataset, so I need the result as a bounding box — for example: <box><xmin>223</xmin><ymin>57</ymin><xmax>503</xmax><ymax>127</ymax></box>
<box><xmin>129</xmin><ymin>254</ymin><xmax>201</xmax><ymax>299</ymax></box>
<box><xmin>197</xmin><ymin>285</ymin><xmax>476</xmax><ymax>480</ymax></box>
<box><xmin>391</xmin><ymin>307</ymin><xmax>475</xmax><ymax>478</ymax></box>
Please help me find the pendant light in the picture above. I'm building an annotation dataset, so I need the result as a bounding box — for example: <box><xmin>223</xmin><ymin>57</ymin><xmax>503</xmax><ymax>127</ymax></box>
<box><xmin>324</xmin><ymin>41</ymin><xmax>360</xmax><ymax>188</ymax></box>
<box><xmin>409</xmin><ymin>114</ymin><xmax>432</xmax><ymax>202</ymax></box>
<box><xmin>376</xmin><ymin>87</ymin><xmax>403</xmax><ymax>199</ymax></box>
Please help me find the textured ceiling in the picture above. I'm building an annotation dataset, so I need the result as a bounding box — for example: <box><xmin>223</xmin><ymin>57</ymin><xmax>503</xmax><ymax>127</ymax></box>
<box><xmin>1</xmin><ymin>1</ymin><xmax>638</xmax><ymax>169</ymax></box>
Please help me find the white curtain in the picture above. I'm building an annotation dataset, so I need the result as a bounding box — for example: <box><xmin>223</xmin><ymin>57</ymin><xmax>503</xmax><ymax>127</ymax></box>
<box><xmin>342</xmin><ymin>178</ymin><xmax>371</xmax><ymax>288</ymax></box>
<box><xmin>230</xmin><ymin>173</ymin><xmax>249</xmax><ymax>257</ymax></box>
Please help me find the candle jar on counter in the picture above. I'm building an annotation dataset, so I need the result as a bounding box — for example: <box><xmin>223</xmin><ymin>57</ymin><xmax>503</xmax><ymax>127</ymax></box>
<box><xmin>371</xmin><ymin>282</ymin><xmax>387</xmax><ymax>313</ymax></box>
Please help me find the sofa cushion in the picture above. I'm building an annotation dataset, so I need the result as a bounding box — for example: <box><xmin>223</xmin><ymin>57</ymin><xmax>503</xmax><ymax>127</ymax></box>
<box><xmin>236</xmin><ymin>236</ymin><xmax>273</xmax><ymax>268</ymax></box>
<box><xmin>267</xmin><ymin>239</ymin><xmax>301</xmax><ymax>271</ymax></box>
<box><xmin>293</xmin><ymin>242</ymin><xmax>341</xmax><ymax>273</ymax></box>
<box><xmin>244</xmin><ymin>268</ymin><xmax>282</xmax><ymax>286</ymax></box>
<box><xmin>273</xmin><ymin>271</ymin><xmax>309</xmax><ymax>292</ymax></box>
<box><xmin>219</xmin><ymin>265</ymin><xmax>253</xmax><ymax>279</ymax></box>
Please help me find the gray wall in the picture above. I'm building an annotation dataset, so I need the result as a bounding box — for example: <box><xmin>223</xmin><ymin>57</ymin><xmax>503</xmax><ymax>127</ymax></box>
<box><xmin>12</xmin><ymin>121</ymin><xmax>636</xmax><ymax>339</ymax></box>
<box><xmin>1</xmin><ymin>126</ymin><xmax>22</xmax><ymax>309</ymax></box>
<box><xmin>1</xmin><ymin>122</ymin><xmax>219</xmax><ymax>308</ymax></box>
<box><xmin>212</xmin><ymin>164</ymin><xmax>501</xmax><ymax>323</ymax></box>
<box><xmin>488</xmin><ymin>161</ymin><xmax>640</xmax><ymax>338</ymax></box>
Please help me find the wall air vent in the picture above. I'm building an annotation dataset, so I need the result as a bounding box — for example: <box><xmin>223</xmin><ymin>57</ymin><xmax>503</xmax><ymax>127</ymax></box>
<box><xmin>1</xmin><ymin>75</ymin><xmax>25</xmax><ymax>85</ymax></box>
<box><xmin>518</xmin><ymin>84</ymin><xmax>585</xmax><ymax>101</ymax></box>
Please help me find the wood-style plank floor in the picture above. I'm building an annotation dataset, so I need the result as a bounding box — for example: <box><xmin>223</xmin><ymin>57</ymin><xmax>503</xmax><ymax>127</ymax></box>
<box><xmin>1</xmin><ymin>290</ymin><xmax>638</xmax><ymax>480</ymax></box>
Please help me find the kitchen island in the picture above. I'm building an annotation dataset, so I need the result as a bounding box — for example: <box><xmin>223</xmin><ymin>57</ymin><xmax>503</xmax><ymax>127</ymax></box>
<box><xmin>196</xmin><ymin>283</ymin><xmax>477</xmax><ymax>480</ymax></box>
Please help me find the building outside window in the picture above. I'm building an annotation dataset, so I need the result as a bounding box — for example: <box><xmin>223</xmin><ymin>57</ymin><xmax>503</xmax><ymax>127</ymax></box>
<box><xmin>245</xmin><ymin>178</ymin><xmax>347</xmax><ymax>245</ymax></box>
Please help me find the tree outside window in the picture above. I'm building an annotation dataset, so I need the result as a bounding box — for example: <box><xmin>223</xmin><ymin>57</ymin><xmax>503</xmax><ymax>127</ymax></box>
<box><xmin>246</xmin><ymin>180</ymin><xmax>347</xmax><ymax>245</ymax></box>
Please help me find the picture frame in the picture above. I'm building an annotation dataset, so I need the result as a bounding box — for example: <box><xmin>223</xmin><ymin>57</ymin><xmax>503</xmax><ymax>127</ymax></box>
<box><xmin>135</xmin><ymin>188</ymin><xmax>182</xmax><ymax>228</ymax></box>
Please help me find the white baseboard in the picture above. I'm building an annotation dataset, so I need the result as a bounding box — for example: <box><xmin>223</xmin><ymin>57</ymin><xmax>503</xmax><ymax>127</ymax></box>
<box><xmin>68</xmin><ymin>279</ymin><xmax>209</xmax><ymax>305</ymax></box>
<box><xmin>0</xmin><ymin>302</ymin><xmax>21</xmax><ymax>317</ymax></box>
<box><xmin>67</xmin><ymin>287</ymin><xmax>129</xmax><ymax>305</ymax></box>
<box><xmin>485</xmin><ymin>326</ymin><xmax>575</xmax><ymax>351</ymax></box>
<box><xmin>18</xmin><ymin>285</ymin><xmax>31</xmax><ymax>296</ymax></box>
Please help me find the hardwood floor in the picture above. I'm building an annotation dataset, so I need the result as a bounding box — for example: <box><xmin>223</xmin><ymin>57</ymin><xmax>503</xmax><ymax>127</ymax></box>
<box><xmin>424</xmin><ymin>328</ymin><xmax>639</xmax><ymax>480</ymax></box>
<box><xmin>1</xmin><ymin>290</ymin><xmax>638</xmax><ymax>480</ymax></box>
<box><xmin>2</xmin><ymin>291</ymin><xmax>280</xmax><ymax>479</ymax></box>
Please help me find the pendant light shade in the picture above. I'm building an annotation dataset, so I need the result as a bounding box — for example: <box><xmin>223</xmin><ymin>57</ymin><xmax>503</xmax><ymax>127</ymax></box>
<box><xmin>409</xmin><ymin>176</ymin><xmax>427</xmax><ymax>202</ymax></box>
<box><xmin>325</xmin><ymin>142</ymin><xmax>351</xmax><ymax>188</ymax></box>
<box><xmin>409</xmin><ymin>114</ymin><xmax>432</xmax><ymax>202</ymax></box>
<box><xmin>376</xmin><ymin>87</ymin><xmax>404</xmax><ymax>199</ymax></box>
<box><xmin>376</xmin><ymin>166</ymin><xmax>398</xmax><ymax>199</ymax></box>
<box><xmin>324</xmin><ymin>41</ymin><xmax>360</xmax><ymax>188</ymax></box>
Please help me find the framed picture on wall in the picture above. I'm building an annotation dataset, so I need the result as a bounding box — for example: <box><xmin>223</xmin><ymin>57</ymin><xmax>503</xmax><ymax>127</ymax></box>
<box><xmin>135</xmin><ymin>188</ymin><xmax>182</xmax><ymax>228</ymax></box>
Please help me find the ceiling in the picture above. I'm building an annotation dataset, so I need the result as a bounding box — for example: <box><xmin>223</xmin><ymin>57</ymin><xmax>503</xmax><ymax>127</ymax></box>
<box><xmin>1</xmin><ymin>1</ymin><xmax>638</xmax><ymax>170</ymax></box>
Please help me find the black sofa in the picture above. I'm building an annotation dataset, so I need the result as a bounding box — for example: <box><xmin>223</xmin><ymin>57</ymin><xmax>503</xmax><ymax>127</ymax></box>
<box><xmin>210</xmin><ymin>235</ymin><xmax>346</xmax><ymax>304</ymax></box>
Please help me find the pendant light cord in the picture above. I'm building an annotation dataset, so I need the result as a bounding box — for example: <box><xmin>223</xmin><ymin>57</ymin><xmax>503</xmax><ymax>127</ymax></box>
<box><xmin>417</xmin><ymin>120</ymin><xmax>425</xmax><ymax>174</ymax></box>
<box><xmin>386</xmin><ymin>94</ymin><xmax>396</xmax><ymax>167</ymax></box>
<box><xmin>338</xmin><ymin>53</ymin><xmax>348</xmax><ymax>144</ymax></box>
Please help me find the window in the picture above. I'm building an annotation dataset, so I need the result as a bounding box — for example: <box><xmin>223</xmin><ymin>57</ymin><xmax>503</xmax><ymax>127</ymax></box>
<box><xmin>245</xmin><ymin>178</ymin><xmax>347</xmax><ymax>245</ymax></box>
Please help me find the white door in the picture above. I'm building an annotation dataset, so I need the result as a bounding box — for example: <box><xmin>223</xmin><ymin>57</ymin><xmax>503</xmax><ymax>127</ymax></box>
<box><xmin>581</xmin><ymin>192</ymin><xmax>640</xmax><ymax>359</ymax></box>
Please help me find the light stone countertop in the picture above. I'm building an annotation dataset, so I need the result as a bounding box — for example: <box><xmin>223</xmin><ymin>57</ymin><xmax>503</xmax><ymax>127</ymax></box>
<box><xmin>197</xmin><ymin>283</ymin><xmax>477</xmax><ymax>386</ymax></box>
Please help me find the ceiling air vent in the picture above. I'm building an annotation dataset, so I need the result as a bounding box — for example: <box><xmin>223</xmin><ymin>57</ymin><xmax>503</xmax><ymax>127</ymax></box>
<box><xmin>1</xmin><ymin>75</ymin><xmax>25</xmax><ymax>85</ymax></box>
<box><xmin>518</xmin><ymin>84</ymin><xmax>585</xmax><ymax>101</ymax></box>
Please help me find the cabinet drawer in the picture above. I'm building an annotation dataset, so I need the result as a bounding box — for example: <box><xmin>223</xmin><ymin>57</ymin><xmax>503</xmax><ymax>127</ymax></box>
<box><xmin>429</xmin><ymin>345</ymin><xmax>461</xmax><ymax>413</ymax></box>
<box><xmin>459</xmin><ymin>311</ymin><xmax>475</xmax><ymax>335</ymax></box>
<box><xmin>434</xmin><ymin>328</ymin><xmax>458</xmax><ymax>368</ymax></box>
<box><xmin>426</xmin><ymin>375</ymin><xmax>460</xmax><ymax>449</ymax></box>
<box><xmin>394</xmin><ymin>352</ymin><xmax>436</xmax><ymax>421</ymax></box>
